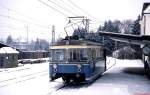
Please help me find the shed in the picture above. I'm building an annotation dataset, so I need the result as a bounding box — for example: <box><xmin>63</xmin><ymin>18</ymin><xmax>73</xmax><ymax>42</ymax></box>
<box><xmin>113</xmin><ymin>46</ymin><xmax>136</xmax><ymax>59</ymax></box>
<box><xmin>0</xmin><ymin>46</ymin><xmax>19</xmax><ymax>68</ymax></box>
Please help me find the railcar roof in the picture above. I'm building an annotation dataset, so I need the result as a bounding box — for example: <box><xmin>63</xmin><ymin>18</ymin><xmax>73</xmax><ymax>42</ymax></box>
<box><xmin>52</xmin><ymin>39</ymin><xmax>103</xmax><ymax>46</ymax></box>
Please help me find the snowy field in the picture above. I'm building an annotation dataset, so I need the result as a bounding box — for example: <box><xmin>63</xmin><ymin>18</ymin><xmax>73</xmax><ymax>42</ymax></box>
<box><xmin>0</xmin><ymin>57</ymin><xmax>150</xmax><ymax>95</ymax></box>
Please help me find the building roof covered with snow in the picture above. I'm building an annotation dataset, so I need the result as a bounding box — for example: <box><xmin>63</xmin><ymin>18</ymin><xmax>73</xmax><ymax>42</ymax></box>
<box><xmin>144</xmin><ymin>5</ymin><xmax>150</xmax><ymax>13</ymax></box>
<box><xmin>142</xmin><ymin>3</ymin><xmax>150</xmax><ymax>14</ymax></box>
<box><xmin>0</xmin><ymin>47</ymin><xmax>19</xmax><ymax>54</ymax></box>
<box><xmin>0</xmin><ymin>42</ymin><xmax>19</xmax><ymax>54</ymax></box>
<box><xmin>0</xmin><ymin>43</ymin><xmax>7</xmax><ymax>48</ymax></box>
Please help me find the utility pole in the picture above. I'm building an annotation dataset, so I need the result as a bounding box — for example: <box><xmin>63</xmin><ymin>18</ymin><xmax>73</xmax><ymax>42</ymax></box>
<box><xmin>25</xmin><ymin>25</ymin><xmax>29</xmax><ymax>43</ymax></box>
<box><xmin>52</xmin><ymin>25</ymin><xmax>55</xmax><ymax>45</ymax></box>
<box><xmin>115</xmin><ymin>41</ymin><xmax>118</xmax><ymax>50</ymax></box>
<box><xmin>25</xmin><ymin>25</ymin><xmax>29</xmax><ymax>50</ymax></box>
<box><xmin>85</xmin><ymin>18</ymin><xmax>90</xmax><ymax>33</ymax></box>
<box><xmin>26</xmin><ymin>25</ymin><xmax>29</xmax><ymax>44</ymax></box>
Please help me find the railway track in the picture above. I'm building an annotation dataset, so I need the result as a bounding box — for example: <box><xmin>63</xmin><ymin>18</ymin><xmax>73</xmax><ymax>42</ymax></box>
<box><xmin>0</xmin><ymin>66</ymin><xmax>31</xmax><ymax>74</ymax></box>
<box><xmin>46</xmin><ymin>81</ymin><xmax>70</xmax><ymax>95</ymax></box>
<box><xmin>0</xmin><ymin>66</ymin><xmax>68</xmax><ymax>95</ymax></box>
<box><xmin>0</xmin><ymin>70</ymin><xmax>48</xmax><ymax>88</ymax></box>
<box><xmin>45</xmin><ymin>79</ymin><xmax>91</xmax><ymax>95</ymax></box>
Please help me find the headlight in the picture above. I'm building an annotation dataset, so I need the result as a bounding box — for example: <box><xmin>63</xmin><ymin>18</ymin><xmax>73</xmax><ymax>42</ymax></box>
<box><xmin>77</xmin><ymin>64</ymin><xmax>81</xmax><ymax>68</ymax></box>
<box><xmin>53</xmin><ymin>64</ymin><xmax>57</xmax><ymax>69</ymax></box>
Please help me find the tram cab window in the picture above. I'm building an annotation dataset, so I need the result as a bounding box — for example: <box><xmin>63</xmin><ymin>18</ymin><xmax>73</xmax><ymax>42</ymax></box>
<box><xmin>51</xmin><ymin>49</ymin><xmax>65</xmax><ymax>61</ymax></box>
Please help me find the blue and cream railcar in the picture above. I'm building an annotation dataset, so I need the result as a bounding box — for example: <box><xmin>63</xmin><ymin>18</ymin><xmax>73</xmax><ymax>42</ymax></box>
<box><xmin>49</xmin><ymin>39</ymin><xmax>106</xmax><ymax>83</ymax></box>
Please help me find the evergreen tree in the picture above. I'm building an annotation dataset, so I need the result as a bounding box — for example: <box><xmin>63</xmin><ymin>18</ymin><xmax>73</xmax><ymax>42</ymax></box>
<box><xmin>34</xmin><ymin>38</ymin><xmax>40</xmax><ymax>50</ymax></box>
<box><xmin>101</xmin><ymin>20</ymin><xmax>120</xmax><ymax>32</ymax></box>
<box><xmin>106</xmin><ymin>20</ymin><xmax>114</xmax><ymax>32</ymax></box>
<box><xmin>6</xmin><ymin>35</ymin><xmax>13</xmax><ymax>45</ymax></box>
<box><xmin>33</xmin><ymin>38</ymin><xmax>49</xmax><ymax>50</ymax></box>
<box><xmin>97</xmin><ymin>25</ymin><xmax>103</xmax><ymax>32</ymax></box>
<box><xmin>131</xmin><ymin>15</ymin><xmax>141</xmax><ymax>35</ymax></box>
<box><xmin>73</xmin><ymin>27</ymin><xmax>86</xmax><ymax>38</ymax></box>
<box><xmin>102</xmin><ymin>21</ymin><xmax>107</xmax><ymax>31</ymax></box>
<box><xmin>113</xmin><ymin>20</ymin><xmax>121</xmax><ymax>33</ymax></box>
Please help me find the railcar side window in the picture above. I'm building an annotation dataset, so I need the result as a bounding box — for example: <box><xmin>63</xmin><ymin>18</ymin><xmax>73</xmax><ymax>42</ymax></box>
<box><xmin>80</xmin><ymin>49</ymin><xmax>87</xmax><ymax>60</ymax></box>
<box><xmin>87</xmin><ymin>47</ymin><xmax>105</xmax><ymax>60</ymax></box>
<box><xmin>69</xmin><ymin>49</ymin><xmax>87</xmax><ymax>62</ymax></box>
<box><xmin>87</xmin><ymin>48</ymin><xmax>96</xmax><ymax>60</ymax></box>
<box><xmin>73</xmin><ymin>49</ymin><xmax>78</xmax><ymax>60</ymax></box>
<box><xmin>69</xmin><ymin>49</ymin><xmax>79</xmax><ymax>61</ymax></box>
<box><xmin>100</xmin><ymin>49</ymin><xmax>104</xmax><ymax>58</ymax></box>
<box><xmin>96</xmin><ymin>48</ymin><xmax>102</xmax><ymax>58</ymax></box>
<box><xmin>91</xmin><ymin>48</ymin><xmax>96</xmax><ymax>59</ymax></box>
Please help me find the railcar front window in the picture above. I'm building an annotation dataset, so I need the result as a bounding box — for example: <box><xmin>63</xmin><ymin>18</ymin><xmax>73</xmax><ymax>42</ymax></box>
<box><xmin>51</xmin><ymin>49</ymin><xmax>65</xmax><ymax>61</ymax></box>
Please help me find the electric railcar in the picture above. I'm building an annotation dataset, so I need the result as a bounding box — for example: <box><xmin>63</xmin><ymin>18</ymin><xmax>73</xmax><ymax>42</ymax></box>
<box><xmin>49</xmin><ymin>39</ymin><xmax>106</xmax><ymax>83</ymax></box>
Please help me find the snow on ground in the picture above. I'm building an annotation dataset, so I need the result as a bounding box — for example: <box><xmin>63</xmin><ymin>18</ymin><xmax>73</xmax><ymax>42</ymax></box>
<box><xmin>0</xmin><ymin>57</ymin><xmax>150</xmax><ymax>95</ymax></box>
<box><xmin>0</xmin><ymin>62</ymin><xmax>65</xmax><ymax>95</ymax></box>
<box><xmin>51</xmin><ymin>57</ymin><xmax>150</xmax><ymax>95</ymax></box>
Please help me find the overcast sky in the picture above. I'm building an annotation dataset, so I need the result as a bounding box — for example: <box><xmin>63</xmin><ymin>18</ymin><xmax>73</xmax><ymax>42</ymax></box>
<box><xmin>0</xmin><ymin>0</ymin><xmax>149</xmax><ymax>42</ymax></box>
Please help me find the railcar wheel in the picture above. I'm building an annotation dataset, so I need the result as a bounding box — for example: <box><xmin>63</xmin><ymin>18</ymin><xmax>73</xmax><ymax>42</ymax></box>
<box><xmin>146</xmin><ymin>68</ymin><xmax>150</xmax><ymax>78</ymax></box>
<box><xmin>62</xmin><ymin>76</ymin><xmax>70</xmax><ymax>83</ymax></box>
<box><xmin>144</xmin><ymin>62</ymin><xmax>150</xmax><ymax>79</ymax></box>
<box><xmin>50</xmin><ymin>76</ymin><xmax>55</xmax><ymax>81</ymax></box>
<box><xmin>73</xmin><ymin>74</ymin><xmax>85</xmax><ymax>83</ymax></box>
<box><xmin>146</xmin><ymin>68</ymin><xmax>150</xmax><ymax>79</ymax></box>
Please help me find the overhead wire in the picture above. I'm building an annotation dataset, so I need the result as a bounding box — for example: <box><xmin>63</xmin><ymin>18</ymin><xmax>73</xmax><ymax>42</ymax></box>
<box><xmin>67</xmin><ymin>0</ymin><xmax>104</xmax><ymax>23</ymax></box>
<box><xmin>47</xmin><ymin>0</ymin><xmax>78</xmax><ymax>16</ymax></box>
<box><xmin>0</xmin><ymin>25</ymin><xmax>24</xmax><ymax>31</ymax></box>
<box><xmin>54</xmin><ymin>0</ymin><xmax>84</xmax><ymax>16</ymax></box>
<box><xmin>67</xmin><ymin>0</ymin><xmax>91</xmax><ymax>16</ymax></box>
<box><xmin>0</xmin><ymin>0</ymin><xmax>105</xmax><ymax>39</ymax></box>
<box><xmin>38</xmin><ymin>0</ymin><xmax>104</xmax><ymax>32</ymax></box>
<box><xmin>39</xmin><ymin>0</ymin><xmax>102</xmax><ymax>22</ymax></box>
<box><xmin>0</xmin><ymin>3</ymin><xmax>51</xmax><ymax>42</ymax></box>
<box><xmin>0</xmin><ymin>0</ymin><xmax>104</xmax><ymax>30</ymax></box>
<box><xmin>0</xmin><ymin>14</ymin><xmax>49</xmax><ymax>29</ymax></box>
<box><xmin>0</xmin><ymin>4</ymin><xmax>46</xmax><ymax>25</ymax></box>
<box><xmin>0</xmin><ymin>4</ymin><xmax>50</xmax><ymax>29</ymax></box>
<box><xmin>38</xmin><ymin>0</ymin><xmax>79</xmax><ymax>37</ymax></box>
<box><xmin>38</xmin><ymin>0</ymin><xmax>68</xmax><ymax>17</ymax></box>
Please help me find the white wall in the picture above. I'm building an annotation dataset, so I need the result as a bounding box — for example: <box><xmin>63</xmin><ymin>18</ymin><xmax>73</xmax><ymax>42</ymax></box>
<box><xmin>145</xmin><ymin>14</ymin><xmax>150</xmax><ymax>35</ymax></box>
<box><xmin>140</xmin><ymin>5</ymin><xmax>150</xmax><ymax>36</ymax></box>
<box><xmin>140</xmin><ymin>14</ymin><xmax>150</xmax><ymax>35</ymax></box>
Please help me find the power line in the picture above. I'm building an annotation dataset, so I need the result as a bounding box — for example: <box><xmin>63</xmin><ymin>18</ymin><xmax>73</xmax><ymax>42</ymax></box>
<box><xmin>48</xmin><ymin>0</ymin><xmax>77</xmax><ymax>16</ymax></box>
<box><xmin>0</xmin><ymin>25</ymin><xmax>24</xmax><ymax>30</ymax></box>
<box><xmin>38</xmin><ymin>0</ymin><xmax>68</xmax><ymax>17</ymax></box>
<box><xmin>67</xmin><ymin>0</ymin><xmax>104</xmax><ymax>23</ymax></box>
<box><xmin>0</xmin><ymin>4</ymin><xmax>49</xmax><ymax>27</ymax></box>
<box><xmin>55</xmin><ymin>0</ymin><xmax>79</xmax><ymax>13</ymax></box>
<box><xmin>67</xmin><ymin>0</ymin><xmax>91</xmax><ymax>16</ymax></box>
<box><xmin>55</xmin><ymin>0</ymin><xmax>89</xmax><ymax>18</ymax></box>
<box><xmin>0</xmin><ymin>13</ymin><xmax>49</xmax><ymax>29</ymax></box>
